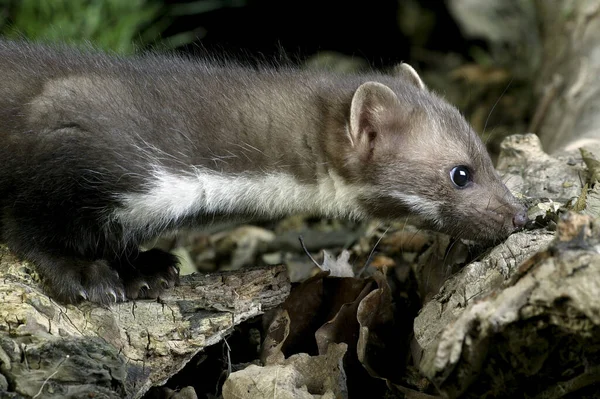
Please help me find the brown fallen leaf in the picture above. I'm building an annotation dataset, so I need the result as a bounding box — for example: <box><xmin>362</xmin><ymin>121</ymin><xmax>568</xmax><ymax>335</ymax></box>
<box><xmin>314</xmin><ymin>280</ymin><xmax>386</xmax><ymax>398</ymax></box>
<box><xmin>266</xmin><ymin>270</ymin><xmax>372</xmax><ymax>358</ymax></box>
<box><xmin>357</xmin><ymin>272</ymin><xmax>406</xmax><ymax>383</ymax></box>
<box><xmin>369</xmin><ymin>255</ymin><xmax>396</xmax><ymax>269</ymax></box>
<box><xmin>261</xmin><ymin>308</ymin><xmax>290</xmax><ymax>366</ymax></box>
<box><xmin>380</xmin><ymin>228</ymin><xmax>433</xmax><ymax>254</ymax></box>
<box><xmin>260</xmin><ymin>248</ymin><xmax>420</xmax><ymax>397</ymax></box>
<box><xmin>315</xmin><ymin>281</ymin><xmax>375</xmax><ymax>354</ymax></box>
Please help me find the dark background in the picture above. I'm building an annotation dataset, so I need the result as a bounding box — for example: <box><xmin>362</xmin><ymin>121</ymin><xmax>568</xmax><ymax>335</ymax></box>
<box><xmin>163</xmin><ymin>0</ymin><xmax>469</xmax><ymax>68</ymax></box>
<box><xmin>0</xmin><ymin>0</ymin><xmax>483</xmax><ymax>72</ymax></box>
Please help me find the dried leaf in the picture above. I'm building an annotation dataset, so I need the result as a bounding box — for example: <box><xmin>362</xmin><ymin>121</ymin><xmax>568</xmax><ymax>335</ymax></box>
<box><xmin>369</xmin><ymin>255</ymin><xmax>396</xmax><ymax>269</ymax></box>
<box><xmin>261</xmin><ymin>308</ymin><xmax>290</xmax><ymax>365</ymax></box>
<box><xmin>356</xmin><ymin>272</ymin><xmax>400</xmax><ymax>380</ymax></box>
<box><xmin>278</xmin><ymin>272</ymin><xmax>327</xmax><ymax>356</ymax></box>
<box><xmin>279</xmin><ymin>272</ymin><xmax>370</xmax><ymax>356</ymax></box>
<box><xmin>213</xmin><ymin>226</ymin><xmax>276</xmax><ymax>270</ymax></box>
<box><xmin>262</xmin><ymin>258</ymin><xmax>400</xmax><ymax>397</ymax></box>
<box><xmin>380</xmin><ymin>228</ymin><xmax>432</xmax><ymax>254</ymax></box>
<box><xmin>315</xmin><ymin>281</ymin><xmax>375</xmax><ymax>354</ymax></box>
<box><xmin>314</xmin><ymin>279</ymin><xmax>393</xmax><ymax>398</ymax></box>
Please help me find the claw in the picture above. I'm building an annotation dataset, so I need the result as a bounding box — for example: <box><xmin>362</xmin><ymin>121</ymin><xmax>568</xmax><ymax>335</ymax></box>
<box><xmin>78</xmin><ymin>290</ymin><xmax>88</xmax><ymax>300</ymax></box>
<box><xmin>137</xmin><ymin>283</ymin><xmax>150</xmax><ymax>297</ymax></box>
<box><xmin>108</xmin><ymin>289</ymin><xmax>118</xmax><ymax>303</ymax></box>
<box><xmin>159</xmin><ymin>277</ymin><xmax>170</xmax><ymax>289</ymax></box>
<box><xmin>118</xmin><ymin>290</ymin><xmax>126</xmax><ymax>302</ymax></box>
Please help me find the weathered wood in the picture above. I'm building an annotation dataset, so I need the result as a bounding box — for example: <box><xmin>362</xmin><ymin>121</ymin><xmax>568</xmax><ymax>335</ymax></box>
<box><xmin>0</xmin><ymin>246</ymin><xmax>290</xmax><ymax>398</ymax></box>
<box><xmin>416</xmin><ymin>212</ymin><xmax>600</xmax><ymax>398</ymax></box>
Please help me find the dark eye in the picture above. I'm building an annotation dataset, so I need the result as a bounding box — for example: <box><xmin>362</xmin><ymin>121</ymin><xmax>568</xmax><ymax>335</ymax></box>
<box><xmin>450</xmin><ymin>165</ymin><xmax>471</xmax><ymax>188</ymax></box>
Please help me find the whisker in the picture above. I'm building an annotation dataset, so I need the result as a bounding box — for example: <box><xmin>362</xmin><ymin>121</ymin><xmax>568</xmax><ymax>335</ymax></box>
<box><xmin>483</xmin><ymin>78</ymin><xmax>514</xmax><ymax>137</ymax></box>
<box><xmin>358</xmin><ymin>225</ymin><xmax>390</xmax><ymax>277</ymax></box>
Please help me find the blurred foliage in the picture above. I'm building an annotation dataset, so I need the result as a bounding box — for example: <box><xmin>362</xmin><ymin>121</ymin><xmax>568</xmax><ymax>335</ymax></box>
<box><xmin>170</xmin><ymin>0</ymin><xmax>245</xmax><ymax>16</ymax></box>
<box><xmin>0</xmin><ymin>0</ymin><xmax>229</xmax><ymax>54</ymax></box>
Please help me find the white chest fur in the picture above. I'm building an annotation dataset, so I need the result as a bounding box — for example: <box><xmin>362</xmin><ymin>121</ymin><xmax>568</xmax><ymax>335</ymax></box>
<box><xmin>112</xmin><ymin>166</ymin><xmax>366</xmax><ymax>234</ymax></box>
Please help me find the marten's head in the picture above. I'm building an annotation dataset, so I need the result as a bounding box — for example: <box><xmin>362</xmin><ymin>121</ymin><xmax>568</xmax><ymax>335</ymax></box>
<box><xmin>330</xmin><ymin>64</ymin><xmax>527</xmax><ymax>243</ymax></box>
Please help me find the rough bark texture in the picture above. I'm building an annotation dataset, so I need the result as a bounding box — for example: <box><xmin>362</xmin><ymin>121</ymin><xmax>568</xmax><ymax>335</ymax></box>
<box><xmin>0</xmin><ymin>247</ymin><xmax>290</xmax><ymax>399</ymax></box>
<box><xmin>415</xmin><ymin>212</ymin><xmax>600</xmax><ymax>398</ymax></box>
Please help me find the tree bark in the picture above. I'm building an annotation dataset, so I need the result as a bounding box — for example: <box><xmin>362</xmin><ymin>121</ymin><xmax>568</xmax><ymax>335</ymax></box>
<box><xmin>0</xmin><ymin>247</ymin><xmax>290</xmax><ymax>399</ymax></box>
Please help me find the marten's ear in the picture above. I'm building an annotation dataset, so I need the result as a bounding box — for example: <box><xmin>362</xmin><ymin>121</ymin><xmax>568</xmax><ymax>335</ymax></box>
<box><xmin>349</xmin><ymin>82</ymin><xmax>399</xmax><ymax>153</ymax></box>
<box><xmin>392</xmin><ymin>63</ymin><xmax>426</xmax><ymax>90</ymax></box>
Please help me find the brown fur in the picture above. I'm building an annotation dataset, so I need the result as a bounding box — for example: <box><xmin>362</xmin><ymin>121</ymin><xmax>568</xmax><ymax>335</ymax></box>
<box><xmin>0</xmin><ymin>40</ymin><xmax>526</xmax><ymax>304</ymax></box>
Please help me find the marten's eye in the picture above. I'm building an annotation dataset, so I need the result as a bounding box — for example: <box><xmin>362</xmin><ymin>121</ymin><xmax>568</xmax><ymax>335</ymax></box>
<box><xmin>450</xmin><ymin>165</ymin><xmax>471</xmax><ymax>188</ymax></box>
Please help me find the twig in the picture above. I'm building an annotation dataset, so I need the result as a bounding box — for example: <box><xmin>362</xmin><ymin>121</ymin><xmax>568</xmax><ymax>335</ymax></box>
<box><xmin>298</xmin><ymin>235</ymin><xmax>321</xmax><ymax>268</ymax></box>
<box><xmin>33</xmin><ymin>355</ymin><xmax>70</xmax><ymax>399</ymax></box>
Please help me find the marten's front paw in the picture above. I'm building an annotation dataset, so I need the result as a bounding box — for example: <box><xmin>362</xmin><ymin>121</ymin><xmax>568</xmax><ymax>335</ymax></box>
<box><xmin>45</xmin><ymin>259</ymin><xmax>127</xmax><ymax>305</ymax></box>
<box><xmin>120</xmin><ymin>249</ymin><xmax>180</xmax><ymax>300</ymax></box>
